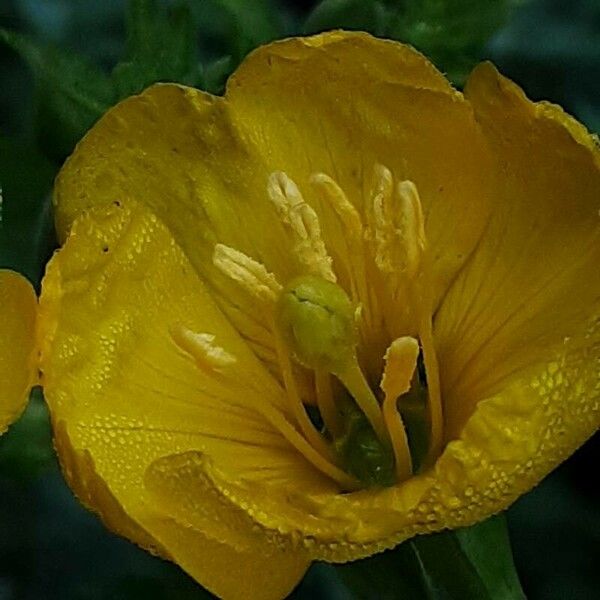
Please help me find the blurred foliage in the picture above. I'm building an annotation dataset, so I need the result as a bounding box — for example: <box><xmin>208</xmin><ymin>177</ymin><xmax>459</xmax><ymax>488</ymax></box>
<box><xmin>112</xmin><ymin>0</ymin><xmax>201</xmax><ymax>97</ymax></box>
<box><xmin>0</xmin><ymin>0</ymin><xmax>599</xmax><ymax>599</ymax></box>
<box><xmin>304</xmin><ymin>0</ymin><xmax>387</xmax><ymax>36</ymax></box>
<box><xmin>303</xmin><ymin>0</ymin><xmax>521</xmax><ymax>83</ymax></box>
<box><xmin>389</xmin><ymin>0</ymin><xmax>518</xmax><ymax>83</ymax></box>
<box><xmin>0</xmin><ymin>27</ymin><xmax>114</xmax><ymax>159</ymax></box>
<box><xmin>0</xmin><ymin>136</ymin><xmax>55</xmax><ymax>284</ymax></box>
<box><xmin>0</xmin><ymin>390</ymin><xmax>52</xmax><ymax>482</ymax></box>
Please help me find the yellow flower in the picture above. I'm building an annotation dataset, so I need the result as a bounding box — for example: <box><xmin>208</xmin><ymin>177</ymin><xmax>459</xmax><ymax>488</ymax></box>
<box><xmin>34</xmin><ymin>32</ymin><xmax>599</xmax><ymax>599</ymax></box>
<box><xmin>0</xmin><ymin>270</ymin><xmax>37</xmax><ymax>434</ymax></box>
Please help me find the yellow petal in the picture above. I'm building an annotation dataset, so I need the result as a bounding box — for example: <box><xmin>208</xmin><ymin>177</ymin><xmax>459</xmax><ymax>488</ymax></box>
<box><xmin>0</xmin><ymin>269</ymin><xmax>37</xmax><ymax>433</ymax></box>
<box><xmin>53</xmin><ymin>84</ymin><xmax>294</xmax><ymax>283</ymax></box>
<box><xmin>145</xmin><ymin>452</ymin><xmax>309</xmax><ymax>600</ymax></box>
<box><xmin>435</xmin><ymin>62</ymin><xmax>600</xmax><ymax>439</ymax></box>
<box><xmin>227</xmin><ymin>31</ymin><xmax>495</xmax><ymax>309</ymax></box>
<box><xmin>38</xmin><ymin>200</ymin><xmax>326</xmax><ymax>597</ymax></box>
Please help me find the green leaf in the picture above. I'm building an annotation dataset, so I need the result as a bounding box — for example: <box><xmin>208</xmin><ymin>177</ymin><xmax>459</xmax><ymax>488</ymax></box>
<box><xmin>0</xmin><ymin>136</ymin><xmax>57</xmax><ymax>284</ymax></box>
<box><xmin>112</xmin><ymin>0</ymin><xmax>201</xmax><ymax>98</ymax></box>
<box><xmin>388</xmin><ymin>0</ymin><xmax>519</xmax><ymax>84</ymax></box>
<box><xmin>0</xmin><ymin>28</ymin><xmax>115</xmax><ymax>158</ymax></box>
<box><xmin>337</xmin><ymin>514</ymin><xmax>525</xmax><ymax>599</ymax></box>
<box><xmin>304</xmin><ymin>0</ymin><xmax>387</xmax><ymax>36</ymax></box>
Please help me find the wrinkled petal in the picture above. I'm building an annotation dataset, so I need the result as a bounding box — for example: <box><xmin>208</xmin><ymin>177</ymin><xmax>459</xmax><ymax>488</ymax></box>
<box><xmin>53</xmin><ymin>85</ymin><xmax>294</xmax><ymax>284</ymax></box>
<box><xmin>38</xmin><ymin>200</ymin><xmax>323</xmax><ymax>598</ymax></box>
<box><xmin>0</xmin><ymin>269</ymin><xmax>37</xmax><ymax>433</ymax></box>
<box><xmin>145</xmin><ymin>452</ymin><xmax>309</xmax><ymax>600</ymax></box>
<box><xmin>435</xmin><ymin>62</ymin><xmax>600</xmax><ymax>439</ymax></box>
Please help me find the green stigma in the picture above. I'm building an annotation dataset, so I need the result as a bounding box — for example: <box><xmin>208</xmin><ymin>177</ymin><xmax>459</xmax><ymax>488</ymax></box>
<box><xmin>275</xmin><ymin>275</ymin><xmax>358</xmax><ymax>374</ymax></box>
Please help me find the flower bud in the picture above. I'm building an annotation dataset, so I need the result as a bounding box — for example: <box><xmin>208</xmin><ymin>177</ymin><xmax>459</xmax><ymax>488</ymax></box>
<box><xmin>275</xmin><ymin>275</ymin><xmax>357</xmax><ymax>373</ymax></box>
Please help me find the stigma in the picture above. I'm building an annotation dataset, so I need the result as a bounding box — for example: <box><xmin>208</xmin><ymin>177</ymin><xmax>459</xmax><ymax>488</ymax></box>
<box><xmin>174</xmin><ymin>167</ymin><xmax>443</xmax><ymax>491</ymax></box>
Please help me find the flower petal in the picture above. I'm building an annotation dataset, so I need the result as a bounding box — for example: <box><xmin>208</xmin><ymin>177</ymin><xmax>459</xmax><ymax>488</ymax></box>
<box><xmin>226</xmin><ymin>31</ymin><xmax>495</xmax><ymax>307</ymax></box>
<box><xmin>435</xmin><ymin>62</ymin><xmax>600</xmax><ymax>439</ymax></box>
<box><xmin>0</xmin><ymin>269</ymin><xmax>37</xmax><ymax>433</ymax></box>
<box><xmin>145</xmin><ymin>452</ymin><xmax>309</xmax><ymax>600</ymax></box>
<box><xmin>38</xmin><ymin>199</ymin><xmax>325</xmax><ymax>596</ymax></box>
<box><xmin>53</xmin><ymin>84</ymin><xmax>294</xmax><ymax>282</ymax></box>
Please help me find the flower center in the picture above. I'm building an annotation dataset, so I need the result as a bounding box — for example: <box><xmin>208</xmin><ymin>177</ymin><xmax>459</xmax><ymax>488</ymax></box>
<box><xmin>173</xmin><ymin>167</ymin><xmax>443</xmax><ymax>491</ymax></box>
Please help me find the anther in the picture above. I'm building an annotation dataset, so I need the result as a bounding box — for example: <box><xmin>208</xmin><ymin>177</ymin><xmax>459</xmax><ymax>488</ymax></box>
<box><xmin>381</xmin><ymin>337</ymin><xmax>419</xmax><ymax>481</ymax></box>
<box><xmin>267</xmin><ymin>171</ymin><xmax>336</xmax><ymax>282</ymax></box>
<box><xmin>170</xmin><ymin>325</ymin><xmax>236</xmax><ymax>372</ymax></box>
<box><xmin>365</xmin><ymin>164</ymin><xmax>395</xmax><ymax>274</ymax></box>
<box><xmin>365</xmin><ymin>165</ymin><xmax>427</xmax><ymax>278</ymax></box>
<box><xmin>309</xmin><ymin>173</ymin><xmax>363</xmax><ymax>243</ymax></box>
<box><xmin>397</xmin><ymin>181</ymin><xmax>426</xmax><ymax>278</ymax></box>
<box><xmin>213</xmin><ymin>243</ymin><xmax>282</xmax><ymax>303</ymax></box>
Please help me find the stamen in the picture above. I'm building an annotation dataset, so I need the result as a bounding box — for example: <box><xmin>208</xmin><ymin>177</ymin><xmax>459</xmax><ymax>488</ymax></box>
<box><xmin>213</xmin><ymin>244</ymin><xmax>282</xmax><ymax>303</ymax></box>
<box><xmin>272</xmin><ymin>324</ymin><xmax>336</xmax><ymax>462</ymax></box>
<box><xmin>365</xmin><ymin>166</ymin><xmax>426</xmax><ymax>279</ymax></box>
<box><xmin>335</xmin><ymin>360</ymin><xmax>388</xmax><ymax>445</ymax></box>
<box><xmin>418</xmin><ymin>316</ymin><xmax>443</xmax><ymax>465</ymax></box>
<box><xmin>170</xmin><ymin>325</ymin><xmax>237</xmax><ymax>372</ymax></box>
<box><xmin>365</xmin><ymin>164</ymin><xmax>395</xmax><ymax>274</ymax></box>
<box><xmin>315</xmin><ymin>370</ymin><xmax>341</xmax><ymax>437</ymax></box>
<box><xmin>255</xmin><ymin>398</ymin><xmax>361</xmax><ymax>490</ymax></box>
<box><xmin>267</xmin><ymin>171</ymin><xmax>336</xmax><ymax>282</ymax></box>
<box><xmin>309</xmin><ymin>173</ymin><xmax>376</xmax><ymax>332</ymax></box>
<box><xmin>309</xmin><ymin>173</ymin><xmax>363</xmax><ymax>243</ymax></box>
<box><xmin>380</xmin><ymin>337</ymin><xmax>419</xmax><ymax>481</ymax></box>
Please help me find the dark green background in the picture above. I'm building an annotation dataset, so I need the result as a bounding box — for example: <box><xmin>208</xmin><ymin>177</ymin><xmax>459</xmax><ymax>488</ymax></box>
<box><xmin>0</xmin><ymin>1</ymin><xmax>598</xmax><ymax>598</ymax></box>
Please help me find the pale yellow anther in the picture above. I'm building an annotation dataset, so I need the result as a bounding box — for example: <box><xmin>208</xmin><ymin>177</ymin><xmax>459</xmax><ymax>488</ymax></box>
<box><xmin>365</xmin><ymin>164</ymin><xmax>395</xmax><ymax>274</ymax></box>
<box><xmin>397</xmin><ymin>180</ymin><xmax>426</xmax><ymax>278</ymax></box>
<box><xmin>309</xmin><ymin>173</ymin><xmax>363</xmax><ymax>242</ymax></box>
<box><xmin>213</xmin><ymin>243</ymin><xmax>282</xmax><ymax>303</ymax></box>
<box><xmin>381</xmin><ymin>337</ymin><xmax>420</xmax><ymax>404</ymax></box>
<box><xmin>170</xmin><ymin>325</ymin><xmax>237</xmax><ymax>372</ymax></box>
<box><xmin>381</xmin><ymin>336</ymin><xmax>419</xmax><ymax>481</ymax></box>
<box><xmin>267</xmin><ymin>171</ymin><xmax>336</xmax><ymax>282</ymax></box>
<box><xmin>365</xmin><ymin>164</ymin><xmax>427</xmax><ymax>279</ymax></box>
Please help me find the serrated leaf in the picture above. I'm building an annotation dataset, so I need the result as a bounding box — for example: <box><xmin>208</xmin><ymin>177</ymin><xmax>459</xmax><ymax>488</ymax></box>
<box><xmin>338</xmin><ymin>514</ymin><xmax>525</xmax><ymax>600</ymax></box>
<box><xmin>0</xmin><ymin>28</ymin><xmax>115</xmax><ymax>158</ymax></box>
<box><xmin>304</xmin><ymin>0</ymin><xmax>387</xmax><ymax>36</ymax></box>
<box><xmin>112</xmin><ymin>0</ymin><xmax>201</xmax><ymax>98</ymax></box>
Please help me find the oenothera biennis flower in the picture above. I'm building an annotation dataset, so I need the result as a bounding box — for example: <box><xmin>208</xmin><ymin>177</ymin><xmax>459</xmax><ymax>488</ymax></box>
<box><xmin>19</xmin><ymin>32</ymin><xmax>600</xmax><ymax>599</ymax></box>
